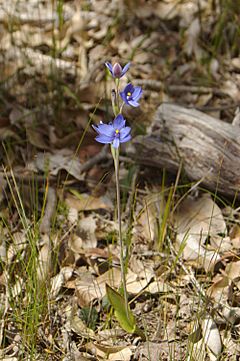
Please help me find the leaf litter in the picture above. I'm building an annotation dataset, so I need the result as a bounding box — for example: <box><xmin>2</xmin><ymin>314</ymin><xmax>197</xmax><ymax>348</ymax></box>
<box><xmin>0</xmin><ymin>0</ymin><xmax>240</xmax><ymax>360</ymax></box>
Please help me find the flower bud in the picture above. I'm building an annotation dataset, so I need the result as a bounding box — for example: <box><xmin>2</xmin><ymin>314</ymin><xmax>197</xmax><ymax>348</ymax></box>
<box><xmin>112</xmin><ymin>63</ymin><xmax>122</xmax><ymax>78</ymax></box>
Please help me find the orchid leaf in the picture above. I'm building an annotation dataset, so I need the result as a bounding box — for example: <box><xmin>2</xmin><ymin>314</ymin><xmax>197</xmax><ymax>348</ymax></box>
<box><xmin>106</xmin><ymin>284</ymin><xmax>136</xmax><ymax>333</ymax></box>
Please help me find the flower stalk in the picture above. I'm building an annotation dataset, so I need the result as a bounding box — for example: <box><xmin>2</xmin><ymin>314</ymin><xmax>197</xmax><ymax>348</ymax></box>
<box><xmin>111</xmin><ymin>80</ymin><xmax>129</xmax><ymax>318</ymax></box>
<box><xmin>111</xmin><ymin>146</ymin><xmax>129</xmax><ymax>319</ymax></box>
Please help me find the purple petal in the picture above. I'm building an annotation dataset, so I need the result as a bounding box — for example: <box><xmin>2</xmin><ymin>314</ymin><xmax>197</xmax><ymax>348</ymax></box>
<box><xmin>128</xmin><ymin>100</ymin><xmax>140</xmax><ymax>107</ymax></box>
<box><xmin>132</xmin><ymin>86</ymin><xmax>142</xmax><ymax>99</ymax></box>
<box><xmin>120</xmin><ymin>134</ymin><xmax>131</xmax><ymax>143</ymax></box>
<box><xmin>95</xmin><ymin>134</ymin><xmax>113</xmax><ymax>144</ymax></box>
<box><xmin>105</xmin><ymin>62</ymin><xmax>113</xmax><ymax>75</ymax></box>
<box><xmin>92</xmin><ymin>124</ymin><xmax>100</xmax><ymax>134</ymax></box>
<box><xmin>120</xmin><ymin>126</ymin><xmax>131</xmax><ymax>140</ymax></box>
<box><xmin>120</xmin><ymin>91</ymin><xmax>128</xmax><ymax>103</ymax></box>
<box><xmin>121</xmin><ymin>62</ymin><xmax>131</xmax><ymax>77</ymax></box>
<box><xmin>124</xmin><ymin>83</ymin><xmax>134</xmax><ymax>94</ymax></box>
<box><xmin>113</xmin><ymin>114</ymin><xmax>126</xmax><ymax>130</ymax></box>
<box><xmin>97</xmin><ymin>123</ymin><xmax>115</xmax><ymax>137</ymax></box>
<box><xmin>112</xmin><ymin>137</ymin><xmax>120</xmax><ymax>148</ymax></box>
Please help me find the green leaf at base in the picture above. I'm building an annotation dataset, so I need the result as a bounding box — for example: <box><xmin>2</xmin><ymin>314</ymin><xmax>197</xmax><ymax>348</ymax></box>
<box><xmin>106</xmin><ymin>284</ymin><xmax>136</xmax><ymax>333</ymax></box>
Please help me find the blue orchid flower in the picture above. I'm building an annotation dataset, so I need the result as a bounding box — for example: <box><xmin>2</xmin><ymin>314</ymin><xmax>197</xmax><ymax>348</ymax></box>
<box><xmin>120</xmin><ymin>83</ymin><xmax>142</xmax><ymax>107</ymax></box>
<box><xmin>92</xmin><ymin>114</ymin><xmax>131</xmax><ymax>149</ymax></box>
<box><xmin>105</xmin><ymin>62</ymin><xmax>131</xmax><ymax>79</ymax></box>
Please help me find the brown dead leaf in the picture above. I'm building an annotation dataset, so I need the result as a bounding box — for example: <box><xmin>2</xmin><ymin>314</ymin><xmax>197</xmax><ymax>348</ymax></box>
<box><xmin>25</xmin><ymin>126</ymin><xmax>50</xmax><ymax>150</ymax></box>
<box><xmin>67</xmin><ymin>215</ymin><xmax>98</xmax><ymax>257</ymax></box>
<box><xmin>78</xmin><ymin>215</ymin><xmax>97</xmax><ymax>249</ymax></box>
<box><xmin>175</xmin><ymin>194</ymin><xmax>226</xmax><ymax>237</ymax></box>
<box><xmin>225</xmin><ymin>260</ymin><xmax>240</xmax><ymax>281</ymax></box>
<box><xmin>7</xmin><ymin>232</ymin><xmax>27</xmax><ymax>262</ymax></box>
<box><xmin>86</xmin><ymin>342</ymin><xmax>133</xmax><ymax>361</ymax></box>
<box><xmin>156</xmin><ymin>1</ymin><xmax>179</xmax><ymax>20</ymax></box>
<box><xmin>229</xmin><ymin>224</ymin><xmax>240</xmax><ymax>248</ymax></box>
<box><xmin>222</xmin><ymin>77</ymin><xmax>240</xmax><ymax>102</ymax></box>
<box><xmin>207</xmin><ymin>274</ymin><xmax>229</xmax><ymax>303</ymax></box>
<box><xmin>174</xmin><ymin>194</ymin><xmax>226</xmax><ymax>271</ymax></box>
<box><xmin>75</xmin><ymin>265</ymin><xmax>154</xmax><ymax>307</ymax></box>
<box><xmin>65</xmin><ymin>304</ymin><xmax>95</xmax><ymax>339</ymax></box>
<box><xmin>50</xmin><ymin>266</ymin><xmax>73</xmax><ymax>299</ymax></box>
<box><xmin>65</xmin><ymin>192</ymin><xmax>113</xmax><ymax>211</ymax></box>
<box><xmin>28</xmin><ymin>150</ymin><xmax>84</xmax><ymax>181</ymax></box>
<box><xmin>75</xmin><ymin>268</ymin><xmax>121</xmax><ymax>307</ymax></box>
<box><xmin>184</xmin><ymin>18</ymin><xmax>204</xmax><ymax>60</ymax></box>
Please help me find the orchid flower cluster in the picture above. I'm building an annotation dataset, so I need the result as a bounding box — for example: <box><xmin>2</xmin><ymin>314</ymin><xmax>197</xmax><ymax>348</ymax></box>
<box><xmin>92</xmin><ymin>62</ymin><xmax>142</xmax><ymax>148</ymax></box>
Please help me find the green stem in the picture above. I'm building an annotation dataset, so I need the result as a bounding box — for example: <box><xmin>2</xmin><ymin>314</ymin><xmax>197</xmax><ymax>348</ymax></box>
<box><xmin>115</xmin><ymin>78</ymin><xmax>120</xmax><ymax>111</ymax></box>
<box><xmin>113</xmin><ymin>147</ymin><xmax>129</xmax><ymax>319</ymax></box>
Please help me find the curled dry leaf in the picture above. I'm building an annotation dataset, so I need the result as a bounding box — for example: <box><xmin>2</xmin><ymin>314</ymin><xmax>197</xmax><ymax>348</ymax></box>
<box><xmin>50</xmin><ymin>266</ymin><xmax>73</xmax><ymax>299</ymax></box>
<box><xmin>68</xmin><ymin>215</ymin><xmax>97</xmax><ymax>255</ymax></box>
<box><xmin>174</xmin><ymin>194</ymin><xmax>226</xmax><ymax>271</ymax></box>
<box><xmin>126</xmin><ymin>267</ymin><xmax>154</xmax><ymax>294</ymax></box>
<box><xmin>75</xmin><ymin>268</ymin><xmax>121</xmax><ymax>307</ymax></box>
<box><xmin>85</xmin><ymin>342</ymin><xmax>133</xmax><ymax>361</ymax></box>
<box><xmin>65</xmin><ymin>192</ymin><xmax>113</xmax><ymax>211</ymax></box>
<box><xmin>78</xmin><ymin>215</ymin><xmax>97</xmax><ymax>249</ymax></box>
<box><xmin>75</xmin><ymin>266</ymin><xmax>154</xmax><ymax>307</ymax></box>
<box><xmin>184</xmin><ymin>18</ymin><xmax>203</xmax><ymax>60</ymax></box>
<box><xmin>222</xmin><ymin>78</ymin><xmax>240</xmax><ymax>102</ymax></box>
<box><xmin>175</xmin><ymin>194</ymin><xmax>226</xmax><ymax>237</ymax></box>
<box><xmin>65</xmin><ymin>304</ymin><xmax>95</xmax><ymax>339</ymax></box>
<box><xmin>67</xmin><ymin>207</ymin><xmax>78</xmax><ymax>225</ymax></box>
<box><xmin>225</xmin><ymin>260</ymin><xmax>240</xmax><ymax>281</ymax></box>
<box><xmin>7</xmin><ymin>232</ymin><xmax>27</xmax><ymax>262</ymax></box>
<box><xmin>105</xmin><ymin>346</ymin><xmax>133</xmax><ymax>361</ymax></box>
<box><xmin>28</xmin><ymin>151</ymin><xmax>84</xmax><ymax>181</ymax></box>
<box><xmin>229</xmin><ymin>223</ymin><xmax>240</xmax><ymax>248</ymax></box>
<box><xmin>207</xmin><ymin>274</ymin><xmax>229</xmax><ymax>304</ymax></box>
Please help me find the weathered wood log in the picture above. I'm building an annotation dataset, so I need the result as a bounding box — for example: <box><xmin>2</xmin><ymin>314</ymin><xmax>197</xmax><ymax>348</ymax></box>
<box><xmin>132</xmin><ymin>103</ymin><xmax>240</xmax><ymax>197</ymax></box>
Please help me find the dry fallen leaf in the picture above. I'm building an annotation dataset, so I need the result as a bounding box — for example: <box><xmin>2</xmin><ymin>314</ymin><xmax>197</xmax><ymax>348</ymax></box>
<box><xmin>65</xmin><ymin>192</ymin><xmax>113</xmax><ymax>211</ymax></box>
<box><xmin>75</xmin><ymin>268</ymin><xmax>121</xmax><ymax>307</ymax></box>
<box><xmin>86</xmin><ymin>342</ymin><xmax>133</xmax><ymax>361</ymax></box>
<box><xmin>174</xmin><ymin>194</ymin><xmax>226</xmax><ymax>271</ymax></box>
<box><xmin>28</xmin><ymin>150</ymin><xmax>84</xmax><ymax>181</ymax></box>
<box><xmin>78</xmin><ymin>215</ymin><xmax>97</xmax><ymax>249</ymax></box>
<box><xmin>184</xmin><ymin>18</ymin><xmax>204</xmax><ymax>60</ymax></box>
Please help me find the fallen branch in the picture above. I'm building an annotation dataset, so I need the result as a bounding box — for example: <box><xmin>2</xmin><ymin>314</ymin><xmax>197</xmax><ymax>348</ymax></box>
<box><xmin>132</xmin><ymin>103</ymin><xmax>240</xmax><ymax>197</ymax></box>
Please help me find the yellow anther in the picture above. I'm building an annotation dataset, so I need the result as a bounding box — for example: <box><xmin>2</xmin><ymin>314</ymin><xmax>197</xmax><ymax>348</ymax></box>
<box><xmin>115</xmin><ymin>129</ymin><xmax>119</xmax><ymax>134</ymax></box>
<box><xmin>127</xmin><ymin>92</ymin><xmax>131</xmax><ymax>96</ymax></box>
